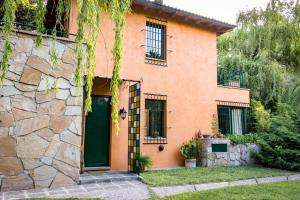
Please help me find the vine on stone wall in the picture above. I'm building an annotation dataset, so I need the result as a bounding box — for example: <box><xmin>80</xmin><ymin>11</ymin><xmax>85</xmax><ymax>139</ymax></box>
<box><xmin>1</xmin><ymin>0</ymin><xmax>132</xmax><ymax>135</ymax></box>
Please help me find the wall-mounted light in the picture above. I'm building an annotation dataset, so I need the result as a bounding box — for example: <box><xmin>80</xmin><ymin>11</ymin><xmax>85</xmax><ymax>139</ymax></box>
<box><xmin>119</xmin><ymin>107</ymin><xmax>127</xmax><ymax>120</ymax></box>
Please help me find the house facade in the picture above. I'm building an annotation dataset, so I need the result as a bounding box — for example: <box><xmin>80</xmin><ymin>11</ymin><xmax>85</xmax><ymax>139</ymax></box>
<box><xmin>0</xmin><ymin>0</ymin><xmax>250</xmax><ymax>191</ymax></box>
<box><xmin>68</xmin><ymin>0</ymin><xmax>250</xmax><ymax>171</ymax></box>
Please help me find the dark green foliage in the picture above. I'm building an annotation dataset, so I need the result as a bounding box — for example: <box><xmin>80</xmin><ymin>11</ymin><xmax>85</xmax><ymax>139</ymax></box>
<box><xmin>252</xmin><ymin>103</ymin><xmax>300</xmax><ymax>171</ymax></box>
<box><xmin>227</xmin><ymin>133</ymin><xmax>259</xmax><ymax>145</ymax></box>
<box><xmin>180</xmin><ymin>138</ymin><xmax>199</xmax><ymax>159</ymax></box>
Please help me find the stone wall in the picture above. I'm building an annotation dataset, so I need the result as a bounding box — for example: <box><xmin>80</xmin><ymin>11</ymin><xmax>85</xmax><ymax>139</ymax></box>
<box><xmin>0</xmin><ymin>31</ymin><xmax>83</xmax><ymax>192</ymax></box>
<box><xmin>200</xmin><ymin>138</ymin><xmax>260</xmax><ymax>167</ymax></box>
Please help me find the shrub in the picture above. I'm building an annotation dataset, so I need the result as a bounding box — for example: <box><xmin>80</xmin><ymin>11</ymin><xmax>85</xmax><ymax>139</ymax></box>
<box><xmin>252</xmin><ymin>103</ymin><xmax>300</xmax><ymax>171</ymax></box>
<box><xmin>139</xmin><ymin>155</ymin><xmax>152</xmax><ymax>172</ymax></box>
<box><xmin>227</xmin><ymin>133</ymin><xmax>259</xmax><ymax>145</ymax></box>
<box><xmin>252</xmin><ymin>100</ymin><xmax>271</xmax><ymax>132</ymax></box>
<box><xmin>180</xmin><ymin>138</ymin><xmax>199</xmax><ymax>159</ymax></box>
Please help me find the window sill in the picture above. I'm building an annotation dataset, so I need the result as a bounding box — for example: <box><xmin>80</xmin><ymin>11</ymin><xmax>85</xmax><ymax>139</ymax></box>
<box><xmin>143</xmin><ymin>136</ymin><xmax>167</xmax><ymax>144</ymax></box>
<box><xmin>145</xmin><ymin>57</ymin><xmax>167</xmax><ymax>67</ymax></box>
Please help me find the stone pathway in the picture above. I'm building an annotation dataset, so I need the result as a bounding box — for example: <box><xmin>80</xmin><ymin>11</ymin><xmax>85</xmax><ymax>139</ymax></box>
<box><xmin>151</xmin><ymin>173</ymin><xmax>300</xmax><ymax>198</ymax></box>
<box><xmin>1</xmin><ymin>173</ymin><xmax>300</xmax><ymax>199</ymax></box>
<box><xmin>0</xmin><ymin>180</ymin><xmax>150</xmax><ymax>200</ymax></box>
<box><xmin>80</xmin><ymin>172</ymin><xmax>139</xmax><ymax>184</ymax></box>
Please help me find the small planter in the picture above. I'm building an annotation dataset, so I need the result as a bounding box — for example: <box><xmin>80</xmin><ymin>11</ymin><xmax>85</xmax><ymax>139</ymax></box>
<box><xmin>185</xmin><ymin>158</ymin><xmax>196</xmax><ymax>168</ymax></box>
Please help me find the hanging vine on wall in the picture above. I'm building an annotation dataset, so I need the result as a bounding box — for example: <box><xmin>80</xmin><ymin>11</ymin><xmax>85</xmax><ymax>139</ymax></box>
<box><xmin>1</xmin><ymin>0</ymin><xmax>132</xmax><ymax>135</ymax></box>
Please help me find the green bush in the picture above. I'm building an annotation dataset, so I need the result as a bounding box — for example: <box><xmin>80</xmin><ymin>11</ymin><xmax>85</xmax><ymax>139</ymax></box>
<box><xmin>227</xmin><ymin>133</ymin><xmax>259</xmax><ymax>145</ymax></box>
<box><xmin>139</xmin><ymin>155</ymin><xmax>152</xmax><ymax>172</ymax></box>
<box><xmin>252</xmin><ymin>103</ymin><xmax>300</xmax><ymax>171</ymax></box>
<box><xmin>252</xmin><ymin>100</ymin><xmax>271</xmax><ymax>132</ymax></box>
<box><xmin>180</xmin><ymin>138</ymin><xmax>199</xmax><ymax>159</ymax></box>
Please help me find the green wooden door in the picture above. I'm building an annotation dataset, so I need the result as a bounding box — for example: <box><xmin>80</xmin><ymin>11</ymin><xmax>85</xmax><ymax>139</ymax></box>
<box><xmin>84</xmin><ymin>96</ymin><xmax>110</xmax><ymax>167</ymax></box>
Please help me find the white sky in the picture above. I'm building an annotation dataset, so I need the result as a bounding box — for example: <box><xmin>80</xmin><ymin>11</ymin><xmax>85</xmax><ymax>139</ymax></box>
<box><xmin>163</xmin><ymin>0</ymin><xmax>270</xmax><ymax>24</ymax></box>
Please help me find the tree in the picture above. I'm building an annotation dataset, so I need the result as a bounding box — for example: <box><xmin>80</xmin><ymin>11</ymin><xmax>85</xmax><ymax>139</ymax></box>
<box><xmin>218</xmin><ymin>0</ymin><xmax>300</xmax><ymax>110</ymax></box>
<box><xmin>0</xmin><ymin>0</ymin><xmax>132</xmax><ymax>134</ymax></box>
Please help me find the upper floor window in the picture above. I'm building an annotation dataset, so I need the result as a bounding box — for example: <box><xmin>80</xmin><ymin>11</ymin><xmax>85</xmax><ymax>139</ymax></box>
<box><xmin>145</xmin><ymin>20</ymin><xmax>166</xmax><ymax>61</ymax></box>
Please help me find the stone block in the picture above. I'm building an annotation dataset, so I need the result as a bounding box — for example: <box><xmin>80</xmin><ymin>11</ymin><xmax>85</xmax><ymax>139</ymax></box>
<box><xmin>57</xmin><ymin>78</ymin><xmax>71</xmax><ymax>89</ymax></box>
<box><xmin>55</xmin><ymin>143</ymin><xmax>80</xmax><ymax>168</ymax></box>
<box><xmin>15</xmin><ymin>115</ymin><xmax>50</xmax><ymax>136</ymax></box>
<box><xmin>38</xmin><ymin>76</ymin><xmax>55</xmax><ymax>91</ymax></box>
<box><xmin>12</xmin><ymin>108</ymin><xmax>37</xmax><ymax>121</ymax></box>
<box><xmin>20</xmin><ymin>67</ymin><xmax>42</xmax><ymax>86</ymax></box>
<box><xmin>32</xmin><ymin>165</ymin><xmax>57</xmax><ymax>188</ymax></box>
<box><xmin>0</xmin><ymin>97</ymin><xmax>11</xmax><ymax>112</ymax></box>
<box><xmin>49</xmin><ymin>41</ymin><xmax>65</xmax><ymax>59</ymax></box>
<box><xmin>1</xmin><ymin>174</ymin><xmax>34</xmax><ymax>192</ymax></box>
<box><xmin>70</xmin><ymin>87</ymin><xmax>83</xmax><ymax>97</ymax></box>
<box><xmin>0</xmin><ymin>157</ymin><xmax>23</xmax><ymax>175</ymax></box>
<box><xmin>0</xmin><ymin>136</ymin><xmax>16</xmax><ymax>157</ymax></box>
<box><xmin>36</xmin><ymin>91</ymin><xmax>54</xmax><ymax>103</ymax></box>
<box><xmin>35</xmin><ymin>128</ymin><xmax>55</xmax><ymax>142</ymax></box>
<box><xmin>32</xmin><ymin>45</ymin><xmax>50</xmax><ymax>62</ymax></box>
<box><xmin>14</xmin><ymin>82</ymin><xmax>37</xmax><ymax>92</ymax></box>
<box><xmin>51</xmin><ymin>172</ymin><xmax>75</xmax><ymax>188</ymax></box>
<box><xmin>26</xmin><ymin>55</ymin><xmax>52</xmax><ymax>75</ymax></box>
<box><xmin>0</xmin><ymin>127</ymin><xmax>9</xmax><ymax>137</ymax></box>
<box><xmin>15</xmin><ymin>37</ymin><xmax>34</xmax><ymax>53</ymax></box>
<box><xmin>66</xmin><ymin>96</ymin><xmax>83</xmax><ymax>106</ymax></box>
<box><xmin>0</xmin><ymin>86</ymin><xmax>22</xmax><ymax>97</ymax></box>
<box><xmin>53</xmin><ymin>159</ymin><xmax>80</xmax><ymax>181</ymax></box>
<box><xmin>11</xmin><ymin>95</ymin><xmax>36</xmax><ymax>112</ymax></box>
<box><xmin>62</xmin><ymin>46</ymin><xmax>76</xmax><ymax>65</ymax></box>
<box><xmin>17</xmin><ymin>133</ymin><xmax>49</xmax><ymax>158</ymax></box>
<box><xmin>50</xmin><ymin>115</ymin><xmax>72</xmax><ymax>133</ymax></box>
<box><xmin>45</xmin><ymin>135</ymin><xmax>61</xmax><ymax>158</ymax></box>
<box><xmin>55</xmin><ymin>89</ymin><xmax>70</xmax><ymax>100</ymax></box>
<box><xmin>152</xmin><ymin>185</ymin><xmax>195</xmax><ymax>198</ymax></box>
<box><xmin>65</xmin><ymin>106</ymin><xmax>82</xmax><ymax>116</ymax></box>
<box><xmin>53</xmin><ymin>62</ymin><xmax>73</xmax><ymax>79</ymax></box>
<box><xmin>60</xmin><ymin>129</ymin><xmax>81</xmax><ymax>147</ymax></box>
<box><xmin>0</xmin><ymin>112</ymin><xmax>14</xmax><ymax>127</ymax></box>
<box><xmin>21</xmin><ymin>159</ymin><xmax>43</xmax><ymax>170</ymax></box>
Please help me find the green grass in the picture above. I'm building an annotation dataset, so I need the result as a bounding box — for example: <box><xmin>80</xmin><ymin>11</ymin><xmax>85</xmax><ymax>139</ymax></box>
<box><xmin>160</xmin><ymin>180</ymin><xmax>300</xmax><ymax>200</ymax></box>
<box><xmin>141</xmin><ymin>166</ymin><xmax>295</xmax><ymax>186</ymax></box>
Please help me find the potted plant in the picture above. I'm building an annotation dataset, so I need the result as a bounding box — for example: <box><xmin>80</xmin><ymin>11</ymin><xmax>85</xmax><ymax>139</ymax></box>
<box><xmin>180</xmin><ymin>138</ymin><xmax>199</xmax><ymax>168</ymax></box>
<box><xmin>139</xmin><ymin>155</ymin><xmax>152</xmax><ymax>173</ymax></box>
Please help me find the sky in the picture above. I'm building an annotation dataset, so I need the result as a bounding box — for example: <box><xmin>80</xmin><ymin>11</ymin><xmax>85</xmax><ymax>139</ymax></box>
<box><xmin>163</xmin><ymin>0</ymin><xmax>270</xmax><ymax>24</ymax></box>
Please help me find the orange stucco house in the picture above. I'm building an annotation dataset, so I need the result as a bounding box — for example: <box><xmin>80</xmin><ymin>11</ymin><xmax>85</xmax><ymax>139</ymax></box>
<box><xmin>68</xmin><ymin>0</ymin><xmax>250</xmax><ymax>172</ymax></box>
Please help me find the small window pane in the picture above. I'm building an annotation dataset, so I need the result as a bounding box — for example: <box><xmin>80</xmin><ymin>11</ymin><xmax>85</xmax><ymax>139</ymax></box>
<box><xmin>145</xmin><ymin>21</ymin><xmax>166</xmax><ymax>60</ymax></box>
<box><xmin>145</xmin><ymin>100</ymin><xmax>165</xmax><ymax>137</ymax></box>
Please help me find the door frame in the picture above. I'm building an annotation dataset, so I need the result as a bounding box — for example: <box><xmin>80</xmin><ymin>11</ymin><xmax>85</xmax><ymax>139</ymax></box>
<box><xmin>81</xmin><ymin>95</ymin><xmax>112</xmax><ymax>171</ymax></box>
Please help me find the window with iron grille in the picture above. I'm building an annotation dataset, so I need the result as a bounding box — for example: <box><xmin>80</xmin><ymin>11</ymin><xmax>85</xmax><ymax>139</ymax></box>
<box><xmin>145</xmin><ymin>99</ymin><xmax>167</xmax><ymax>144</ymax></box>
<box><xmin>145</xmin><ymin>20</ymin><xmax>166</xmax><ymax>61</ymax></box>
<box><xmin>217</xmin><ymin>106</ymin><xmax>249</xmax><ymax>135</ymax></box>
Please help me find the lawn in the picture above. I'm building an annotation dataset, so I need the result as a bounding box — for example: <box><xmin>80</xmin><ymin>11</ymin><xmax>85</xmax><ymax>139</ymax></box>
<box><xmin>160</xmin><ymin>180</ymin><xmax>300</xmax><ymax>200</ymax></box>
<box><xmin>141</xmin><ymin>166</ymin><xmax>295</xmax><ymax>186</ymax></box>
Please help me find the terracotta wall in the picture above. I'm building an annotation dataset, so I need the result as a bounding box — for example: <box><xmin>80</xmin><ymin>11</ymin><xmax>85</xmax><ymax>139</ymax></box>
<box><xmin>69</xmin><ymin>2</ymin><xmax>248</xmax><ymax>170</ymax></box>
<box><xmin>216</xmin><ymin>86</ymin><xmax>250</xmax><ymax>104</ymax></box>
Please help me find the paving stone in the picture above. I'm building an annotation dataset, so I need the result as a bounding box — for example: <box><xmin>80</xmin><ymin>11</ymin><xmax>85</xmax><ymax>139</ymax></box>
<box><xmin>287</xmin><ymin>174</ymin><xmax>300</xmax><ymax>180</ymax></box>
<box><xmin>152</xmin><ymin>185</ymin><xmax>195</xmax><ymax>197</ymax></box>
<box><xmin>256</xmin><ymin>176</ymin><xmax>287</xmax><ymax>184</ymax></box>
<box><xmin>229</xmin><ymin>179</ymin><xmax>257</xmax><ymax>186</ymax></box>
<box><xmin>194</xmin><ymin>182</ymin><xmax>229</xmax><ymax>191</ymax></box>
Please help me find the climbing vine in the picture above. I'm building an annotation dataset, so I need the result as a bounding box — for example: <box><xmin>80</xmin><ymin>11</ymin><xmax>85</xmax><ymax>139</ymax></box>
<box><xmin>1</xmin><ymin>0</ymin><xmax>132</xmax><ymax>135</ymax></box>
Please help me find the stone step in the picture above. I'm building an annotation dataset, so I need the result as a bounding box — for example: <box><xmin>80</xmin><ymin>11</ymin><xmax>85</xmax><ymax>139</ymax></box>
<box><xmin>79</xmin><ymin>172</ymin><xmax>139</xmax><ymax>185</ymax></box>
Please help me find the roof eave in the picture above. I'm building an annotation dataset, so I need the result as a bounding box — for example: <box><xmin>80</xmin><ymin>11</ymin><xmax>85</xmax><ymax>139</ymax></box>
<box><xmin>132</xmin><ymin>0</ymin><xmax>236</xmax><ymax>35</ymax></box>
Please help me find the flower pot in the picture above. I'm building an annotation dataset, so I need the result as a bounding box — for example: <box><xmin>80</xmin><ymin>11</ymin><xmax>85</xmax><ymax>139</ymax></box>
<box><xmin>185</xmin><ymin>158</ymin><xmax>196</xmax><ymax>168</ymax></box>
